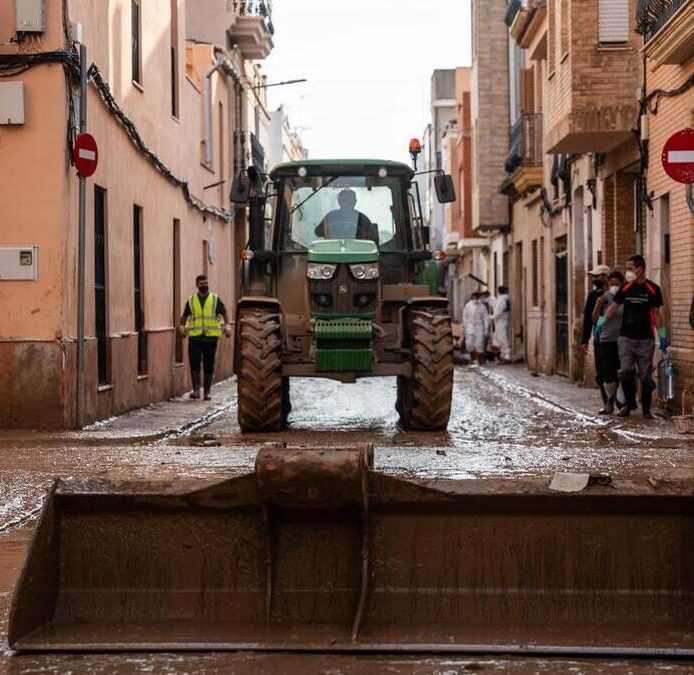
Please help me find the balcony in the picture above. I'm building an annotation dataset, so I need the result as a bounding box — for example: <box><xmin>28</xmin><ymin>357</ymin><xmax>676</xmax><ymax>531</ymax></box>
<box><xmin>639</xmin><ymin>0</ymin><xmax>694</xmax><ymax>66</ymax></box>
<box><xmin>251</xmin><ymin>132</ymin><xmax>265</xmax><ymax>171</ymax></box>
<box><xmin>503</xmin><ymin>114</ymin><xmax>543</xmax><ymax>196</ymax></box>
<box><xmin>507</xmin><ymin>0</ymin><xmax>548</xmax><ymax>48</ymax></box>
<box><xmin>229</xmin><ymin>0</ymin><xmax>274</xmax><ymax>60</ymax></box>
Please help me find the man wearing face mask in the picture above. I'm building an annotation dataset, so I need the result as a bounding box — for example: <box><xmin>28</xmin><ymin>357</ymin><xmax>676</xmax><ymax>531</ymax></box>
<box><xmin>178</xmin><ymin>274</ymin><xmax>232</xmax><ymax>401</ymax></box>
<box><xmin>582</xmin><ymin>265</ymin><xmax>610</xmax><ymax>408</ymax></box>
<box><xmin>599</xmin><ymin>254</ymin><xmax>666</xmax><ymax>418</ymax></box>
<box><xmin>591</xmin><ymin>271</ymin><xmax>625</xmax><ymax>414</ymax></box>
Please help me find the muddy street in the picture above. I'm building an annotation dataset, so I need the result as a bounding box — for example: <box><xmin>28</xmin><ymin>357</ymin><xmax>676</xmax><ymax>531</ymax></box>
<box><xmin>2</xmin><ymin>365</ymin><xmax>693</xmax><ymax>672</ymax></box>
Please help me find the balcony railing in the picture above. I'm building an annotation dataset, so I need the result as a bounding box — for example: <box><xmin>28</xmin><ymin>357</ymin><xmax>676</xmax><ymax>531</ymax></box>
<box><xmin>637</xmin><ymin>0</ymin><xmax>688</xmax><ymax>40</ymax></box>
<box><xmin>251</xmin><ymin>132</ymin><xmax>265</xmax><ymax>171</ymax></box>
<box><xmin>505</xmin><ymin>0</ymin><xmax>523</xmax><ymax>27</ymax></box>
<box><xmin>235</xmin><ymin>0</ymin><xmax>274</xmax><ymax>34</ymax></box>
<box><xmin>522</xmin><ymin>113</ymin><xmax>543</xmax><ymax>166</ymax></box>
<box><xmin>505</xmin><ymin>113</ymin><xmax>543</xmax><ymax>173</ymax></box>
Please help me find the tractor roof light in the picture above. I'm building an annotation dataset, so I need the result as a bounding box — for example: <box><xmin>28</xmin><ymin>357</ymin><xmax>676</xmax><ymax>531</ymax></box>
<box><xmin>432</xmin><ymin>250</ymin><xmax>447</xmax><ymax>261</ymax></box>
<box><xmin>240</xmin><ymin>250</ymin><xmax>255</xmax><ymax>261</ymax></box>
<box><xmin>409</xmin><ymin>138</ymin><xmax>422</xmax><ymax>170</ymax></box>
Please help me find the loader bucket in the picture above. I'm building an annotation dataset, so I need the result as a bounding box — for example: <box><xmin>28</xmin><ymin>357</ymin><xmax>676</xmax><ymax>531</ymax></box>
<box><xmin>9</xmin><ymin>445</ymin><xmax>694</xmax><ymax>656</ymax></box>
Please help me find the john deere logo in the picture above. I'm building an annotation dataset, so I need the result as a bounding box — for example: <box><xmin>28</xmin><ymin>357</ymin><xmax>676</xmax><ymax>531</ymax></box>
<box><xmin>338</xmin><ymin>285</ymin><xmax>348</xmax><ymax>295</ymax></box>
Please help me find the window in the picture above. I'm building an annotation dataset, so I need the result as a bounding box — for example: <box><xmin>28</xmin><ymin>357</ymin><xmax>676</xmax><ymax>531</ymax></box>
<box><xmin>531</xmin><ymin>239</ymin><xmax>539</xmax><ymax>307</ymax></box>
<box><xmin>548</xmin><ymin>0</ymin><xmax>555</xmax><ymax>74</ymax></box>
<box><xmin>173</xmin><ymin>219</ymin><xmax>183</xmax><ymax>364</ymax></box>
<box><xmin>280</xmin><ymin>175</ymin><xmax>406</xmax><ymax>252</ymax></box>
<box><xmin>132</xmin><ymin>0</ymin><xmax>142</xmax><ymax>84</ymax></box>
<box><xmin>493</xmin><ymin>251</ymin><xmax>498</xmax><ymax>293</ymax></box>
<box><xmin>560</xmin><ymin>0</ymin><xmax>569</xmax><ymax>56</ymax></box>
<box><xmin>219</xmin><ymin>101</ymin><xmax>226</xmax><ymax>185</ymax></box>
<box><xmin>170</xmin><ymin>0</ymin><xmax>178</xmax><ymax>116</ymax></box>
<box><xmin>94</xmin><ymin>187</ymin><xmax>110</xmax><ymax>385</ymax></box>
<box><xmin>133</xmin><ymin>205</ymin><xmax>147</xmax><ymax>375</ymax></box>
<box><xmin>599</xmin><ymin>0</ymin><xmax>629</xmax><ymax>44</ymax></box>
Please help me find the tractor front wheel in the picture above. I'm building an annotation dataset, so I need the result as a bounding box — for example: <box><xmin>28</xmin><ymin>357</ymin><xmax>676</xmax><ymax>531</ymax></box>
<box><xmin>397</xmin><ymin>307</ymin><xmax>454</xmax><ymax>431</ymax></box>
<box><xmin>237</xmin><ymin>308</ymin><xmax>286</xmax><ymax>432</ymax></box>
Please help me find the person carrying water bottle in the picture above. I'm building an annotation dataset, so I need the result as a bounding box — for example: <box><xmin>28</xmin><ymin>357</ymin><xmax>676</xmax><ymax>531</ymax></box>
<box><xmin>598</xmin><ymin>254</ymin><xmax>667</xmax><ymax>419</ymax></box>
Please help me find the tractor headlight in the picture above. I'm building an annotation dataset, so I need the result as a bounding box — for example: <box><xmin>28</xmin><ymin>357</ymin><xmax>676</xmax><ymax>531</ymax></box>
<box><xmin>349</xmin><ymin>263</ymin><xmax>379</xmax><ymax>280</ymax></box>
<box><xmin>307</xmin><ymin>263</ymin><xmax>337</xmax><ymax>280</ymax></box>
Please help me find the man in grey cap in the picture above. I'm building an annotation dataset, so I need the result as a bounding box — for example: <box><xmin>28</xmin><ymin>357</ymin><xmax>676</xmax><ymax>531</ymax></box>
<box><xmin>582</xmin><ymin>265</ymin><xmax>610</xmax><ymax>411</ymax></box>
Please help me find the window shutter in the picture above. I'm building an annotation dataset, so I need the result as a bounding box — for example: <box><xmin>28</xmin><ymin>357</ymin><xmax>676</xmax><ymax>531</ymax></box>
<box><xmin>599</xmin><ymin>0</ymin><xmax>629</xmax><ymax>43</ymax></box>
<box><xmin>520</xmin><ymin>68</ymin><xmax>535</xmax><ymax>115</ymax></box>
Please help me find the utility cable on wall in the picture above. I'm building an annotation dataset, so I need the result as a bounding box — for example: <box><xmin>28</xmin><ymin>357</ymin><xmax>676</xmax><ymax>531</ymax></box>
<box><xmin>87</xmin><ymin>64</ymin><xmax>231</xmax><ymax>222</ymax></box>
<box><xmin>0</xmin><ymin>50</ymin><xmax>232</xmax><ymax>222</ymax></box>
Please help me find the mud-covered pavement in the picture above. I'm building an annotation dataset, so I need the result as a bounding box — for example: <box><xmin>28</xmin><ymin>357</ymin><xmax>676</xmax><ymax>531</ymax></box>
<box><xmin>2</xmin><ymin>364</ymin><xmax>693</xmax><ymax>673</ymax></box>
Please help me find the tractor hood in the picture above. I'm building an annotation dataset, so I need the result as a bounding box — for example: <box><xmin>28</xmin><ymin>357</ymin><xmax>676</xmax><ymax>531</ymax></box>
<box><xmin>308</xmin><ymin>239</ymin><xmax>379</xmax><ymax>264</ymax></box>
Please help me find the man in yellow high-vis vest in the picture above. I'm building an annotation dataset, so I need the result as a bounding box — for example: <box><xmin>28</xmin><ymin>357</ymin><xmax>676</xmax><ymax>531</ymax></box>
<box><xmin>178</xmin><ymin>274</ymin><xmax>231</xmax><ymax>400</ymax></box>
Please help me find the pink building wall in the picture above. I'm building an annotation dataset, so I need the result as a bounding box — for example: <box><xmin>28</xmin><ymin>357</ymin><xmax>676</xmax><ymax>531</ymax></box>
<box><xmin>0</xmin><ymin>0</ymin><xmax>241</xmax><ymax>427</ymax></box>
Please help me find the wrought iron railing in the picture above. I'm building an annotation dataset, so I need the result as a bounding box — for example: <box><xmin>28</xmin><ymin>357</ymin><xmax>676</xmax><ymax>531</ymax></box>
<box><xmin>505</xmin><ymin>0</ymin><xmax>523</xmax><ymax>27</ymax></box>
<box><xmin>637</xmin><ymin>0</ymin><xmax>689</xmax><ymax>40</ymax></box>
<box><xmin>505</xmin><ymin>113</ymin><xmax>543</xmax><ymax>173</ymax></box>
<box><xmin>235</xmin><ymin>0</ymin><xmax>274</xmax><ymax>34</ymax></box>
<box><xmin>251</xmin><ymin>132</ymin><xmax>265</xmax><ymax>171</ymax></box>
<box><xmin>522</xmin><ymin>113</ymin><xmax>543</xmax><ymax>166</ymax></box>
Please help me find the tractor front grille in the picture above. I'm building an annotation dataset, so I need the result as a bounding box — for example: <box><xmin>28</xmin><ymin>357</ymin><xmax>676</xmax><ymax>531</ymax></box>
<box><xmin>309</xmin><ymin>265</ymin><xmax>378</xmax><ymax>318</ymax></box>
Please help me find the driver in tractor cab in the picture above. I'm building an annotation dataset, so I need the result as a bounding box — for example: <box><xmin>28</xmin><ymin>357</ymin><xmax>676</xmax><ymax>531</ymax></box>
<box><xmin>314</xmin><ymin>189</ymin><xmax>379</xmax><ymax>244</ymax></box>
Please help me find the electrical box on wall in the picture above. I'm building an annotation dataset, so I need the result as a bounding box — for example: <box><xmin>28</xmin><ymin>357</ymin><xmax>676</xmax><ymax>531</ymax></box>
<box><xmin>15</xmin><ymin>0</ymin><xmax>45</xmax><ymax>33</ymax></box>
<box><xmin>0</xmin><ymin>82</ymin><xmax>25</xmax><ymax>125</ymax></box>
<box><xmin>0</xmin><ymin>246</ymin><xmax>39</xmax><ymax>280</ymax></box>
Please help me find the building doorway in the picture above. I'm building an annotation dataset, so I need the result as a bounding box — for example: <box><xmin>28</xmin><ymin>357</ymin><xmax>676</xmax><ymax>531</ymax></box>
<box><xmin>555</xmin><ymin>237</ymin><xmax>569</xmax><ymax>376</ymax></box>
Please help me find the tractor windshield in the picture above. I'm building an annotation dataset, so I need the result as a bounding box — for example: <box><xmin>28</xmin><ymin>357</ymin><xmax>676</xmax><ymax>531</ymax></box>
<box><xmin>280</xmin><ymin>175</ymin><xmax>407</xmax><ymax>251</ymax></box>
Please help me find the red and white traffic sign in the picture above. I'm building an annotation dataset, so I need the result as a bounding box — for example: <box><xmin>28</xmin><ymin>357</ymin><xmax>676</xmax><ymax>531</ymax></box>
<box><xmin>662</xmin><ymin>128</ymin><xmax>694</xmax><ymax>184</ymax></box>
<box><xmin>73</xmin><ymin>133</ymin><xmax>99</xmax><ymax>178</ymax></box>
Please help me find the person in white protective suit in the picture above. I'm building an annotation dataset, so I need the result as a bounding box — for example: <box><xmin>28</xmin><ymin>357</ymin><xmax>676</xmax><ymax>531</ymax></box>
<box><xmin>493</xmin><ymin>286</ymin><xmax>512</xmax><ymax>363</ymax></box>
<box><xmin>462</xmin><ymin>292</ymin><xmax>491</xmax><ymax>364</ymax></box>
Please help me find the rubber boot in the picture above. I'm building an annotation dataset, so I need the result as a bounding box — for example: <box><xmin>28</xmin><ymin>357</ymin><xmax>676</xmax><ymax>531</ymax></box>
<box><xmin>190</xmin><ymin>371</ymin><xmax>201</xmax><ymax>400</ymax></box>
<box><xmin>601</xmin><ymin>382</ymin><xmax>618</xmax><ymax>415</ymax></box>
<box><xmin>641</xmin><ymin>379</ymin><xmax>655</xmax><ymax>419</ymax></box>
<box><xmin>203</xmin><ymin>373</ymin><xmax>213</xmax><ymax>401</ymax></box>
<box><xmin>597</xmin><ymin>380</ymin><xmax>608</xmax><ymax>408</ymax></box>
<box><xmin>617</xmin><ymin>375</ymin><xmax>636</xmax><ymax>417</ymax></box>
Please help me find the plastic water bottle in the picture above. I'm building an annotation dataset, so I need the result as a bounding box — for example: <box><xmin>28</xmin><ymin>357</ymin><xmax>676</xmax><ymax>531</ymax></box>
<box><xmin>657</xmin><ymin>357</ymin><xmax>676</xmax><ymax>401</ymax></box>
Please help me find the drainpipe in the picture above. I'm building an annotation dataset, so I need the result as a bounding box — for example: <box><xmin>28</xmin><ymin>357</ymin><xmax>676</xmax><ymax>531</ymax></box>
<box><xmin>203</xmin><ymin>52</ymin><xmax>241</xmax><ymax>169</ymax></box>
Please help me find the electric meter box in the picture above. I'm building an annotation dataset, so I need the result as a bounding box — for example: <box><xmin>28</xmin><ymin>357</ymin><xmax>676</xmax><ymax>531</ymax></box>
<box><xmin>0</xmin><ymin>82</ymin><xmax>25</xmax><ymax>125</ymax></box>
<box><xmin>0</xmin><ymin>246</ymin><xmax>39</xmax><ymax>281</ymax></box>
<box><xmin>15</xmin><ymin>0</ymin><xmax>45</xmax><ymax>33</ymax></box>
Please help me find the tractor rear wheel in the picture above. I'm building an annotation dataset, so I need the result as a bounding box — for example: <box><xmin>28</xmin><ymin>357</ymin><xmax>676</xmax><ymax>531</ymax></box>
<box><xmin>397</xmin><ymin>307</ymin><xmax>454</xmax><ymax>431</ymax></box>
<box><xmin>237</xmin><ymin>308</ymin><xmax>286</xmax><ymax>432</ymax></box>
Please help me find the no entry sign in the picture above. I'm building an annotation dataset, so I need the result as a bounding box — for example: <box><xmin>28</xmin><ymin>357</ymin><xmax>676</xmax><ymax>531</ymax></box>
<box><xmin>73</xmin><ymin>133</ymin><xmax>99</xmax><ymax>178</ymax></box>
<box><xmin>662</xmin><ymin>128</ymin><xmax>694</xmax><ymax>184</ymax></box>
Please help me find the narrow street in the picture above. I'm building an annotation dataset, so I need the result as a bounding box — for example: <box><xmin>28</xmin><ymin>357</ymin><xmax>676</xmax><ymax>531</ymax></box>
<box><xmin>2</xmin><ymin>365</ymin><xmax>693</xmax><ymax>673</ymax></box>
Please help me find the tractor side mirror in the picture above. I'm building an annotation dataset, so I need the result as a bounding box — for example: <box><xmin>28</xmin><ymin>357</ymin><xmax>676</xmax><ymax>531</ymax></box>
<box><xmin>230</xmin><ymin>171</ymin><xmax>251</xmax><ymax>204</ymax></box>
<box><xmin>434</xmin><ymin>174</ymin><xmax>456</xmax><ymax>204</ymax></box>
<box><xmin>248</xmin><ymin>196</ymin><xmax>266</xmax><ymax>251</ymax></box>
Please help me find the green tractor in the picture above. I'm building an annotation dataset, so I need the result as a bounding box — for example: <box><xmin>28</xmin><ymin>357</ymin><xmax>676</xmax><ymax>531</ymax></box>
<box><xmin>231</xmin><ymin>155</ymin><xmax>457</xmax><ymax>432</ymax></box>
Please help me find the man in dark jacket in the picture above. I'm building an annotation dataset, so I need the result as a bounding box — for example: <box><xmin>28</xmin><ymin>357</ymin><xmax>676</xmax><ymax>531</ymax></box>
<box><xmin>582</xmin><ymin>265</ymin><xmax>610</xmax><ymax>407</ymax></box>
<box><xmin>315</xmin><ymin>189</ymin><xmax>379</xmax><ymax>243</ymax></box>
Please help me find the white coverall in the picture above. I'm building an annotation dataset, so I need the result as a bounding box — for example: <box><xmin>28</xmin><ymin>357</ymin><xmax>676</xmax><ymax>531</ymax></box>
<box><xmin>462</xmin><ymin>300</ymin><xmax>490</xmax><ymax>354</ymax></box>
<box><xmin>493</xmin><ymin>293</ymin><xmax>511</xmax><ymax>361</ymax></box>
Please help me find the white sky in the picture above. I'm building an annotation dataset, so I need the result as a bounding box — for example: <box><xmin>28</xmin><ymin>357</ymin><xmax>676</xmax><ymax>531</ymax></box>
<box><xmin>265</xmin><ymin>0</ymin><xmax>471</xmax><ymax>165</ymax></box>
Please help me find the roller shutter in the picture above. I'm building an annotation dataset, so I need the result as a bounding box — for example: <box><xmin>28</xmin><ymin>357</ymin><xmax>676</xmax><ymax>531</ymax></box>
<box><xmin>599</xmin><ymin>0</ymin><xmax>630</xmax><ymax>43</ymax></box>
